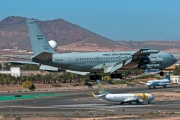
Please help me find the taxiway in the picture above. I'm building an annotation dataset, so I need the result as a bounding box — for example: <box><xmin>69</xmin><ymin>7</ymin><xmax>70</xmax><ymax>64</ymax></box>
<box><xmin>0</xmin><ymin>85</ymin><xmax>180</xmax><ymax>117</ymax></box>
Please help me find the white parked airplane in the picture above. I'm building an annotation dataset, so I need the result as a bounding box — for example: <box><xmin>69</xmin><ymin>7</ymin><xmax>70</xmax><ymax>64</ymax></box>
<box><xmin>92</xmin><ymin>80</ymin><xmax>154</xmax><ymax>104</ymax></box>
<box><xmin>146</xmin><ymin>72</ymin><xmax>172</xmax><ymax>88</ymax></box>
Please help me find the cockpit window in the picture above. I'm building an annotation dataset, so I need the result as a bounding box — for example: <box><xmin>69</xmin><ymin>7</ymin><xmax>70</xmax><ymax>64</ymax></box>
<box><xmin>171</xmin><ymin>55</ymin><xmax>174</xmax><ymax>57</ymax></box>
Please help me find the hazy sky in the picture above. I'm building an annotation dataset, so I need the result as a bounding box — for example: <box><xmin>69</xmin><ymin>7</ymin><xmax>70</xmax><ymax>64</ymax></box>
<box><xmin>1</xmin><ymin>0</ymin><xmax>180</xmax><ymax>41</ymax></box>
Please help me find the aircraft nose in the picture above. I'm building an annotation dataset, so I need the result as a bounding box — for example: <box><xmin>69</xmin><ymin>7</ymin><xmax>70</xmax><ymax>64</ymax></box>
<box><xmin>146</xmin><ymin>82</ymin><xmax>151</xmax><ymax>86</ymax></box>
<box><xmin>173</xmin><ymin>57</ymin><xmax>177</xmax><ymax>64</ymax></box>
<box><xmin>160</xmin><ymin>52</ymin><xmax>177</xmax><ymax>68</ymax></box>
<box><xmin>149</xmin><ymin>94</ymin><xmax>155</xmax><ymax>101</ymax></box>
<box><xmin>170</xmin><ymin>54</ymin><xmax>177</xmax><ymax>64</ymax></box>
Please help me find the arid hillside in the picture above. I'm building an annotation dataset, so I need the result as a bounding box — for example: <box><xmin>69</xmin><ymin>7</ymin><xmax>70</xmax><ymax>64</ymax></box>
<box><xmin>57</xmin><ymin>40</ymin><xmax>180</xmax><ymax>52</ymax></box>
<box><xmin>0</xmin><ymin>16</ymin><xmax>180</xmax><ymax>52</ymax></box>
<box><xmin>0</xmin><ymin>16</ymin><xmax>119</xmax><ymax>50</ymax></box>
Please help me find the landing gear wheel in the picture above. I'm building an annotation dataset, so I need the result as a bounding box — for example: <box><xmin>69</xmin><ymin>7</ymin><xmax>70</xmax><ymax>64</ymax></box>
<box><xmin>160</xmin><ymin>72</ymin><xmax>164</xmax><ymax>76</ymax></box>
<box><xmin>163</xmin><ymin>84</ymin><xmax>167</xmax><ymax>88</ymax></box>
<box><xmin>120</xmin><ymin>102</ymin><xmax>124</xmax><ymax>105</ymax></box>
<box><xmin>89</xmin><ymin>75</ymin><xmax>101</xmax><ymax>81</ymax></box>
<box><xmin>148</xmin><ymin>101</ymin><xmax>150</xmax><ymax>104</ymax></box>
<box><xmin>110</xmin><ymin>73</ymin><xmax>122</xmax><ymax>79</ymax></box>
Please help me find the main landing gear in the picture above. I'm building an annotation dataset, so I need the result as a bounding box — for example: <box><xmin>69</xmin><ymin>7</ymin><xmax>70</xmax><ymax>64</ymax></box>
<box><xmin>120</xmin><ymin>102</ymin><xmax>133</xmax><ymax>105</ymax></box>
<box><xmin>159</xmin><ymin>71</ymin><xmax>164</xmax><ymax>76</ymax></box>
<box><xmin>163</xmin><ymin>84</ymin><xmax>167</xmax><ymax>88</ymax></box>
<box><xmin>89</xmin><ymin>71</ymin><xmax>123</xmax><ymax>81</ymax></box>
<box><xmin>110</xmin><ymin>73</ymin><xmax>123</xmax><ymax>79</ymax></box>
<box><xmin>89</xmin><ymin>74</ymin><xmax>102</xmax><ymax>81</ymax></box>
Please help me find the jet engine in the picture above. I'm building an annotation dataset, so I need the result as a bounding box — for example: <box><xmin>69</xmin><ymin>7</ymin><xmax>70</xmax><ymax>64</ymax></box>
<box><xmin>138</xmin><ymin>63</ymin><xmax>160</xmax><ymax>69</ymax></box>
<box><xmin>142</xmin><ymin>57</ymin><xmax>163</xmax><ymax>64</ymax></box>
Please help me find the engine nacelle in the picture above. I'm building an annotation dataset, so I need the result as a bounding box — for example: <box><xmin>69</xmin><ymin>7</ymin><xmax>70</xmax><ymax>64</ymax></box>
<box><xmin>142</xmin><ymin>57</ymin><xmax>163</xmax><ymax>64</ymax></box>
<box><xmin>141</xmin><ymin>50</ymin><xmax>159</xmax><ymax>54</ymax></box>
<box><xmin>138</xmin><ymin>64</ymin><xmax>160</xmax><ymax>69</ymax></box>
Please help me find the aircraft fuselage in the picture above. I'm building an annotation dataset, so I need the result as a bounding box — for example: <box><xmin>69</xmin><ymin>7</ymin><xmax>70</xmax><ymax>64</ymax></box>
<box><xmin>34</xmin><ymin>50</ymin><xmax>177</xmax><ymax>72</ymax></box>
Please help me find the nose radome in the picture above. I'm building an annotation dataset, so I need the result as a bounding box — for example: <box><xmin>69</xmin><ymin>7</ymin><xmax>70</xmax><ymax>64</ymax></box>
<box><xmin>151</xmin><ymin>95</ymin><xmax>155</xmax><ymax>101</ymax></box>
<box><xmin>174</xmin><ymin>57</ymin><xmax>177</xmax><ymax>64</ymax></box>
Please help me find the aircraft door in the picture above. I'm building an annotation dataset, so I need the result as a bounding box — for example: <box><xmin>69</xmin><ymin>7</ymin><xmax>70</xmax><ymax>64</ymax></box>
<box><xmin>69</xmin><ymin>58</ymin><xmax>72</xmax><ymax>63</ymax></box>
<box><xmin>97</xmin><ymin>57</ymin><xmax>100</xmax><ymax>63</ymax></box>
<box><xmin>118</xmin><ymin>56</ymin><xmax>121</xmax><ymax>62</ymax></box>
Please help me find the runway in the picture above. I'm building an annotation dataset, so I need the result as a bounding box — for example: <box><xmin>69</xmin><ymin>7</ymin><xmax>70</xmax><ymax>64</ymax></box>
<box><xmin>0</xmin><ymin>85</ymin><xmax>180</xmax><ymax>117</ymax></box>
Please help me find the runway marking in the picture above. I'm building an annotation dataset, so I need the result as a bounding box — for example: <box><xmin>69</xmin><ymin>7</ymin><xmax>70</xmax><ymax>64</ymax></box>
<box><xmin>0</xmin><ymin>93</ymin><xmax>67</xmax><ymax>102</ymax></box>
<box><xmin>50</xmin><ymin>104</ymin><xmax>153</xmax><ymax>108</ymax></box>
<box><xmin>0</xmin><ymin>106</ymin><xmax>53</xmax><ymax>109</ymax></box>
<box><xmin>0</xmin><ymin>104</ymin><xmax>153</xmax><ymax>109</ymax></box>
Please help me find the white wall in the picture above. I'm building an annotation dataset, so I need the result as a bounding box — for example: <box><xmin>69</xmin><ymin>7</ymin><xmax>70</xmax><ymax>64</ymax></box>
<box><xmin>10</xmin><ymin>67</ymin><xmax>20</xmax><ymax>77</ymax></box>
<box><xmin>171</xmin><ymin>76</ymin><xmax>180</xmax><ymax>83</ymax></box>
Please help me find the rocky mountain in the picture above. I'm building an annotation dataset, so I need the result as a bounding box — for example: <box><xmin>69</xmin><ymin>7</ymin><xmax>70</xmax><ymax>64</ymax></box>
<box><xmin>0</xmin><ymin>16</ymin><xmax>121</xmax><ymax>50</ymax></box>
<box><xmin>0</xmin><ymin>16</ymin><xmax>180</xmax><ymax>53</ymax></box>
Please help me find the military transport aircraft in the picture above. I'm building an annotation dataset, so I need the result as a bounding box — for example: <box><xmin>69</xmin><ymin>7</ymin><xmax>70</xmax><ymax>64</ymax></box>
<box><xmin>25</xmin><ymin>20</ymin><xmax>177</xmax><ymax>80</ymax></box>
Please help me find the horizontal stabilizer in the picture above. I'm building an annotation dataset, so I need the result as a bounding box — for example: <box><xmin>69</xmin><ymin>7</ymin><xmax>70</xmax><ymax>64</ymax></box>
<box><xmin>92</xmin><ymin>92</ymin><xmax>98</xmax><ymax>98</ymax></box>
<box><xmin>66</xmin><ymin>70</ymin><xmax>89</xmax><ymax>75</ymax></box>
<box><xmin>2</xmin><ymin>55</ymin><xmax>31</xmax><ymax>60</ymax></box>
<box><xmin>8</xmin><ymin>61</ymin><xmax>38</xmax><ymax>65</ymax></box>
<box><xmin>39</xmin><ymin>64</ymin><xmax>59</xmax><ymax>71</ymax></box>
<box><xmin>92</xmin><ymin>92</ymin><xmax>106</xmax><ymax>98</ymax></box>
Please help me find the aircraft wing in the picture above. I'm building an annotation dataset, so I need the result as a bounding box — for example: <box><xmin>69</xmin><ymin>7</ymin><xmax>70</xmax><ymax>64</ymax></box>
<box><xmin>66</xmin><ymin>70</ymin><xmax>89</xmax><ymax>75</ymax></box>
<box><xmin>123</xmin><ymin>97</ymin><xmax>138</xmax><ymax>102</ymax></box>
<box><xmin>92</xmin><ymin>48</ymin><xmax>159</xmax><ymax>73</ymax></box>
<box><xmin>32</xmin><ymin>52</ymin><xmax>52</xmax><ymax>62</ymax></box>
<box><xmin>39</xmin><ymin>64</ymin><xmax>60</xmax><ymax>72</ymax></box>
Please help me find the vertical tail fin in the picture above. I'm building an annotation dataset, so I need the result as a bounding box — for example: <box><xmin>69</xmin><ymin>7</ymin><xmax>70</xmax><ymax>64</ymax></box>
<box><xmin>166</xmin><ymin>71</ymin><xmax>171</xmax><ymax>81</ymax></box>
<box><xmin>97</xmin><ymin>80</ymin><xmax>110</xmax><ymax>95</ymax></box>
<box><xmin>26</xmin><ymin>20</ymin><xmax>58</xmax><ymax>56</ymax></box>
